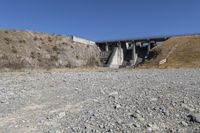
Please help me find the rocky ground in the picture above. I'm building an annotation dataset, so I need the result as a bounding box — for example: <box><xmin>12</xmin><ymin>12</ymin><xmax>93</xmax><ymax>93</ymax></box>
<box><xmin>0</xmin><ymin>69</ymin><xmax>200</xmax><ymax>133</ymax></box>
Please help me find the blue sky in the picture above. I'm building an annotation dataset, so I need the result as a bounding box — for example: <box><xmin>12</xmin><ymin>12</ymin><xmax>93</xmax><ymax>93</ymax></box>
<box><xmin>0</xmin><ymin>0</ymin><xmax>200</xmax><ymax>41</ymax></box>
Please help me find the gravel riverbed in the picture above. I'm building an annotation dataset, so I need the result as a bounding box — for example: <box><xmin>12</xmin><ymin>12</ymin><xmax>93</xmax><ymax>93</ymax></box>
<box><xmin>0</xmin><ymin>69</ymin><xmax>200</xmax><ymax>133</ymax></box>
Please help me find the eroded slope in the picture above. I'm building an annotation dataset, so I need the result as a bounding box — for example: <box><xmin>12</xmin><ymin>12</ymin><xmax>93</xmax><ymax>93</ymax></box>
<box><xmin>0</xmin><ymin>29</ymin><xmax>100</xmax><ymax>70</ymax></box>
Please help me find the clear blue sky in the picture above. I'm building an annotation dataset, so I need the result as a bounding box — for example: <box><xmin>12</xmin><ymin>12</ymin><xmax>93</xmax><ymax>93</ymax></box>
<box><xmin>0</xmin><ymin>0</ymin><xmax>200</xmax><ymax>41</ymax></box>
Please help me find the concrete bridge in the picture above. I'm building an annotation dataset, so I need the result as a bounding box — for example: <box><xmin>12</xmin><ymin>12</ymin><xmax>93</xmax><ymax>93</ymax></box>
<box><xmin>96</xmin><ymin>35</ymin><xmax>170</xmax><ymax>68</ymax></box>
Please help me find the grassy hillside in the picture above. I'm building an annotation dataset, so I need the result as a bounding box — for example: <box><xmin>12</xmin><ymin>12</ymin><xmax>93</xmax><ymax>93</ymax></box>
<box><xmin>142</xmin><ymin>35</ymin><xmax>200</xmax><ymax>68</ymax></box>
<box><xmin>0</xmin><ymin>29</ymin><xmax>100</xmax><ymax>70</ymax></box>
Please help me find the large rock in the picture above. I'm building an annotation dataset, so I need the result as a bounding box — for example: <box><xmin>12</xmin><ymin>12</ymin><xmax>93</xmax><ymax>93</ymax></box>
<box><xmin>188</xmin><ymin>113</ymin><xmax>200</xmax><ymax>123</ymax></box>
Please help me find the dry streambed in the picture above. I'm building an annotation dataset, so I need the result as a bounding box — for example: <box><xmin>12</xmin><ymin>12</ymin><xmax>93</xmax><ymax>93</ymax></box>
<box><xmin>0</xmin><ymin>69</ymin><xmax>200</xmax><ymax>133</ymax></box>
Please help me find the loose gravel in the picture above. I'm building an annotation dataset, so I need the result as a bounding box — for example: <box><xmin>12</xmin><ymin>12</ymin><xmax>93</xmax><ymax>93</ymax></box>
<box><xmin>0</xmin><ymin>69</ymin><xmax>200</xmax><ymax>133</ymax></box>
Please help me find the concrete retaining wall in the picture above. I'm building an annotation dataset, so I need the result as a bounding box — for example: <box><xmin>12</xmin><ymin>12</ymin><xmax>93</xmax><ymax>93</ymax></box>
<box><xmin>72</xmin><ymin>36</ymin><xmax>95</xmax><ymax>45</ymax></box>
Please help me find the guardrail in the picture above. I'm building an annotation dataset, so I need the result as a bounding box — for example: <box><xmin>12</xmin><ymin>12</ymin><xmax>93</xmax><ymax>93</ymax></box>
<box><xmin>72</xmin><ymin>36</ymin><xmax>95</xmax><ymax>45</ymax></box>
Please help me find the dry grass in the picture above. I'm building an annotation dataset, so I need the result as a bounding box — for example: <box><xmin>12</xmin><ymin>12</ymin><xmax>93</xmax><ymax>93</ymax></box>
<box><xmin>0</xmin><ymin>29</ymin><xmax>100</xmax><ymax>70</ymax></box>
<box><xmin>142</xmin><ymin>35</ymin><xmax>200</xmax><ymax>68</ymax></box>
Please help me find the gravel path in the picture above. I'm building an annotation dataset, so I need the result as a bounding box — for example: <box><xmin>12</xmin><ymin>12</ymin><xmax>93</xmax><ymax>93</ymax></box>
<box><xmin>0</xmin><ymin>69</ymin><xmax>200</xmax><ymax>133</ymax></box>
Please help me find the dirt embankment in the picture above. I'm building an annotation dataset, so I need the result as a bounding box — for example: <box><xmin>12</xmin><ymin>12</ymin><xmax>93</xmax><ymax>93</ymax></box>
<box><xmin>0</xmin><ymin>29</ymin><xmax>100</xmax><ymax>70</ymax></box>
<box><xmin>142</xmin><ymin>35</ymin><xmax>200</xmax><ymax>68</ymax></box>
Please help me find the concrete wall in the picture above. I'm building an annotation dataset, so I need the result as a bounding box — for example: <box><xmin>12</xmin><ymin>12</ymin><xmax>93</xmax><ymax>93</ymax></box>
<box><xmin>107</xmin><ymin>47</ymin><xmax>124</xmax><ymax>68</ymax></box>
<box><xmin>72</xmin><ymin>36</ymin><xmax>95</xmax><ymax>45</ymax></box>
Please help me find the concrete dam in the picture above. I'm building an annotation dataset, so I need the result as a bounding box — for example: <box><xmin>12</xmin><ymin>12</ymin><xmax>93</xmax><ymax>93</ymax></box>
<box><xmin>96</xmin><ymin>36</ymin><xmax>170</xmax><ymax>68</ymax></box>
<box><xmin>95</xmin><ymin>33</ymin><xmax>200</xmax><ymax>68</ymax></box>
<box><xmin>71</xmin><ymin>33</ymin><xmax>200</xmax><ymax>68</ymax></box>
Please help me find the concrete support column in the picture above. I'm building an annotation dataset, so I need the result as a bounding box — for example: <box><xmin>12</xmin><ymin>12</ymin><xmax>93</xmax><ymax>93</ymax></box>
<box><xmin>125</xmin><ymin>42</ymin><xmax>129</xmax><ymax>49</ymax></box>
<box><xmin>147</xmin><ymin>43</ymin><xmax>151</xmax><ymax>57</ymax></box>
<box><xmin>132</xmin><ymin>43</ymin><xmax>136</xmax><ymax>60</ymax></box>
<box><xmin>131</xmin><ymin>42</ymin><xmax>138</xmax><ymax>66</ymax></box>
<box><xmin>117</xmin><ymin>43</ymin><xmax>121</xmax><ymax>49</ymax></box>
<box><xmin>105</xmin><ymin>44</ymin><xmax>109</xmax><ymax>52</ymax></box>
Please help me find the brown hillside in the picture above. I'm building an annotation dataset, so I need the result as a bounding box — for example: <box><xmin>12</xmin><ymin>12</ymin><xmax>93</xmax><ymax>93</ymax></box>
<box><xmin>142</xmin><ymin>35</ymin><xmax>200</xmax><ymax>68</ymax></box>
<box><xmin>0</xmin><ymin>29</ymin><xmax>100</xmax><ymax>70</ymax></box>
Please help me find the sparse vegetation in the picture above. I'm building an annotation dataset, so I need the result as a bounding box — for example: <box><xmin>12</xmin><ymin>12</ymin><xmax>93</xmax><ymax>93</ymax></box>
<box><xmin>142</xmin><ymin>35</ymin><xmax>200</xmax><ymax>68</ymax></box>
<box><xmin>30</xmin><ymin>52</ymin><xmax>36</xmax><ymax>59</ymax></box>
<box><xmin>19</xmin><ymin>39</ymin><xmax>26</xmax><ymax>43</ymax></box>
<box><xmin>34</xmin><ymin>36</ymin><xmax>38</xmax><ymax>41</ymax></box>
<box><xmin>0</xmin><ymin>29</ymin><xmax>100</xmax><ymax>70</ymax></box>
<box><xmin>4</xmin><ymin>30</ymin><xmax>8</xmax><ymax>34</ymax></box>
<box><xmin>65</xmin><ymin>63</ymin><xmax>72</xmax><ymax>68</ymax></box>
<box><xmin>37</xmin><ymin>58</ymin><xmax>41</xmax><ymax>62</ymax></box>
<box><xmin>4</xmin><ymin>37</ymin><xmax>11</xmax><ymax>44</ymax></box>
<box><xmin>11</xmin><ymin>46</ymin><xmax>17</xmax><ymax>53</ymax></box>
<box><xmin>48</xmin><ymin>36</ymin><xmax>52</xmax><ymax>42</ymax></box>
<box><xmin>50</xmin><ymin>55</ymin><xmax>59</xmax><ymax>61</ymax></box>
<box><xmin>86</xmin><ymin>57</ymin><xmax>98</xmax><ymax>66</ymax></box>
<box><xmin>52</xmin><ymin>46</ymin><xmax>58</xmax><ymax>51</ymax></box>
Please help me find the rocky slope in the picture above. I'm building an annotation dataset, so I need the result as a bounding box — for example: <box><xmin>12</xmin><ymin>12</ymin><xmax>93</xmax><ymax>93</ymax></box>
<box><xmin>142</xmin><ymin>35</ymin><xmax>200</xmax><ymax>68</ymax></box>
<box><xmin>0</xmin><ymin>29</ymin><xmax>100</xmax><ymax>70</ymax></box>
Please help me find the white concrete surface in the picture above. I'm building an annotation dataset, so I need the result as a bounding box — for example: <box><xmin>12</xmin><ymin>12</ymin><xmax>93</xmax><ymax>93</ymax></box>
<box><xmin>107</xmin><ymin>47</ymin><xmax>124</xmax><ymax>68</ymax></box>
<box><xmin>72</xmin><ymin>36</ymin><xmax>95</xmax><ymax>45</ymax></box>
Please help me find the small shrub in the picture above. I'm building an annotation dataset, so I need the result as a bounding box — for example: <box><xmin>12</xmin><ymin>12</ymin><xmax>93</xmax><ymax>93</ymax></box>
<box><xmin>37</xmin><ymin>58</ymin><xmax>41</xmax><ymax>62</ymax></box>
<box><xmin>19</xmin><ymin>39</ymin><xmax>26</xmax><ymax>43</ymax></box>
<box><xmin>52</xmin><ymin>46</ymin><xmax>58</xmax><ymax>51</ymax></box>
<box><xmin>4</xmin><ymin>37</ymin><xmax>11</xmax><ymax>44</ymax></box>
<box><xmin>65</xmin><ymin>64</ymin><xmax>72</xmax><ymax>68</ymax></box>
<box><xmin>86</xmin><ymin>57</ymin><xmax>99</xmax><ymax>66</ymax></box>
<box><xmin>148</xmin><ymin>49</ymin><xmax>161</xmax><ymax>60</ymax></box>
<box><xmin>30</xmin><ymin>52</ymin><xmax>36</xmax><ymax>59</ymax></box>
<box><xmin>46</xmin><ymin>49</ymin><xmax>52</xmax><ymax>53</ymax></box>
<box><xmin>33</xmin><ymin>36</ymin><xmax>38</xmax><ymax>41</ymax></box>
<box><xmin>48</xmin><ymin>36</ymin><xmax>52</xmax><ymax>42</ymax></box>
<box><xmin>11</xmin><ymin>46</ymin><xmax>17</xmax><ymax>53</ymax></box>
<box><xmin>4</xmin><ymin>30</ymin><xmax>9</xmax><ymax>34</ymax></box>
<box><xmin>50</xmin><ymin>55</ymin><xmax>58</xmax><ymax>61</ymax></box>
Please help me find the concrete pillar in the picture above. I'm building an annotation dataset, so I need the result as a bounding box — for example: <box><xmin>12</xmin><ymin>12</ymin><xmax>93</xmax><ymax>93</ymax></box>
<box><xmin>147</xmin><ymin>43</ymin><xmax>151</xmax><ymax>56</ymax></box>
<box><xmin>107</xmin><ymin>47</ymin><xmax>124</xmax><ymax>68</ymax></box>
<box><xmin>126</xmin><ymin>42</ymin><xmax>129</xmax><ymax>49</ymax></box>
<box><xmin>131</xmin><ymin>42</ymin><xmax>138</xmax><ymax>66</ymax></box>
<box><xmin>132</xmin><ymin>43</ymin><xmax>136</xmax><ymax>60</ymax></box>
<box><xmin>105</xmin><ymin>44</ymin><xmax>109</xmax><ymax>52</ymax></box>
